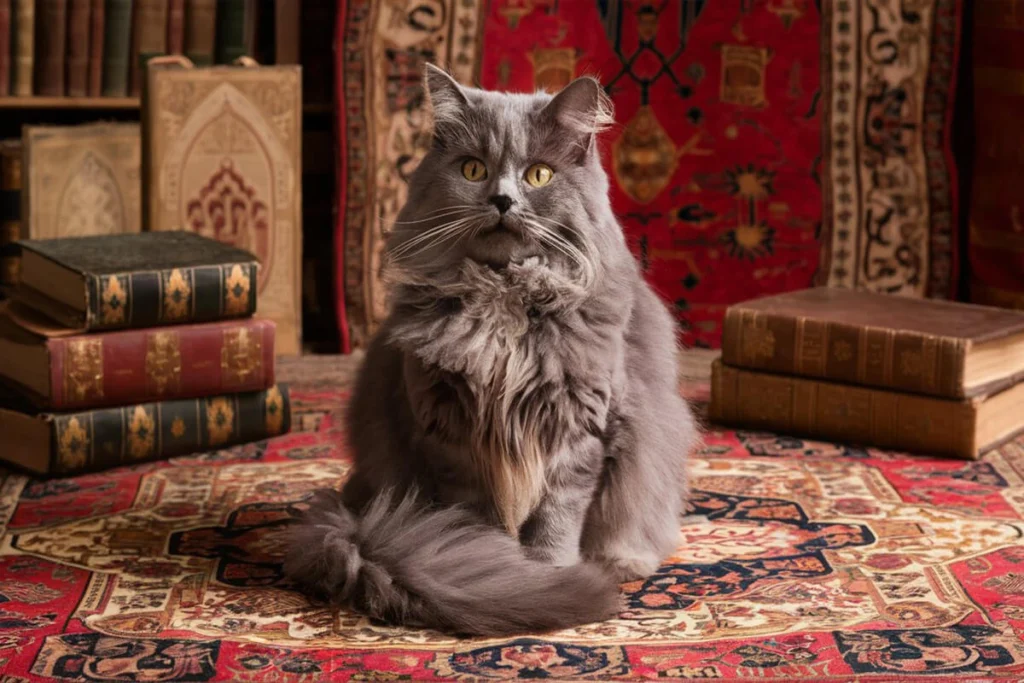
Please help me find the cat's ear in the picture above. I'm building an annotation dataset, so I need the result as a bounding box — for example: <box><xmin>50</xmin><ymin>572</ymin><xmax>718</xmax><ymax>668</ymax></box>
<box><xmin>424</xmin><ymin>63</ymin><xmax>469</xmax><ymax>133</ymax></box>
<box><xmin>541</xmin><ymin>76</ymin><xmax>613</xmax><ymax>154</ymax></box>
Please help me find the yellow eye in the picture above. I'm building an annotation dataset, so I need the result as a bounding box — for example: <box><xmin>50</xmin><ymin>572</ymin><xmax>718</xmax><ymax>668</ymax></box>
<box><xmin>461</xmin><ymin>158</ymin><xmax>487</xmax><ymax>181</ymax></box>
<box><xmin>525</xmin><ymin>163</ymin><xmax>553</xmax><ymax>188</ymax></box>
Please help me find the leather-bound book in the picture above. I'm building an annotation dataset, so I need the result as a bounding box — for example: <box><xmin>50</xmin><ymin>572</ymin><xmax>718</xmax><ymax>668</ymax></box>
<box><xmin>708</xmin><ymin>360</ymin><xmax>1024</xmax><ymax>461</ymax></box>
<box><xmin>143</xmin><ymin>59</ymin><xmax>302</xmax><ymax>355</ymax></box>
<box><xmin>0</xmin><ymin>383</ymin><xmax>290</xmax><ymax>475</ymax></box>
<box><xmin>214</xmin><ymin>0</ymin><xmax>246</xmax><ymax>64</ymax></box>
<box><xmin>0</xmin><ymin>0</ymin><xmax>12</xmax><ymax>94</ymax></box>
<box><xmin>166</xmin><ymin>0</ymin><xmax>184</xmax><ymax>53</ymax></box>
<box><xmin>274</xmin><ymin>0</ymin><xmax>298</xmax><ymax>64</ymax></box>
<box><xmin>34</xmin><ymin>0</ymin><xmax>67</xmax><ymax>96</ymax></box>
<box><xmin>0</xmin><ymin>141</ymin><xmax>22</xmax><ymax>288</ymax></box>
<box><xmin>65</xmin><ymin>0</ymin><xmax>90</xmax><ymax>96</ymax></box>
<box><xmin>86</xmin><ymin>0</ymin><xmax>103</xmax><ymax>95</ymax></box>
<box><xmin>127</xmin><ymin>0</ymin><xmax>167</xmax><ymax>96</ymax></box>
<box><xmin>14</xmin><ymin>231</ymin><xmax>259</xmax><ymax>332</ymax></box>
<box><xmin>22</xmin><ymin>123</ymin><xmax>141</xmax><ymax>242</ymax></box>
<box><xmin>722</xmin><ymin>288</ymin><xmax>1024</xmax><ymax>399</ymax></box>
<box><xmin>1</xmin><ymin>302</ymin><xmax>275</xmax><ymax>409</ymax></box>
<box><xmin>100</xmin><ymin>0</ymin><xmax>131</xmax><ymax>97</ymax></box>
<box><xmin>11</xmin><ymin>0</ymin><xmax>33</xmax><ymax>96</ymax></box>
<box><xmin>183</xmin><ymin>0</ymin><xmax>215</xmax><ymax>66</ymax></box>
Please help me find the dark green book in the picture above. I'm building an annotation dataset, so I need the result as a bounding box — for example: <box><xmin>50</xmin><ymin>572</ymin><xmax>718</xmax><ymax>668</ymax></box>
<box><xmin>14</xmin><ymin>231</ymin><xmax>259</xmax><ymax>332</ymax></box>
<box><xmin>214</xmin><ymin>0</ymin><xmax>246</xmax><ymax>64</ymax></box>
<box><xmin>100</xmin><ymin>0</ymin><xmax>132</xmax><ymax>97</ymax></box>
<box><xmin>0</xmin><ymin>383</ymin><xmax>290</xmax><ymax>475</ymax></box>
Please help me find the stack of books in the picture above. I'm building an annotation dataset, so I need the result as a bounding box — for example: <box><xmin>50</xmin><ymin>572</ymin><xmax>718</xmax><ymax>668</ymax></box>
<box><xmin>0</xmin><ymin>231</ymin><xmax>290</xmax><ymax>476</ymax></box>
<box><xmin>709</xmin><ymin>288</ymin><xmax>1024</xmax><ymax>460</ymax></box>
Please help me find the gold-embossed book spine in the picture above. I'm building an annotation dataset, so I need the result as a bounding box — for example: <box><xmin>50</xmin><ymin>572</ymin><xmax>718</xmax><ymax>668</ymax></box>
<box><xmin>84</xmin><ymin>263</ymin><xmax>258</xmax><ymax>331</ymax></box>
<box><xmin>709</xmin><ymin>361</ymin><xmax>979</xmax><ymax>459</ymax></box>
<box><xmin>46</xmin><ymin>318</ymin><xmax>275</xmax><ymax>410</ymax></box>
<box><xmin>721</xmin><ymin>308</ymin><xmax>968</xmax><ymax>398</ymax></box>
<box><xmin>48</xmin><ymin>384</ymin><xmax>290</xmax><ymax>475</ymax></box>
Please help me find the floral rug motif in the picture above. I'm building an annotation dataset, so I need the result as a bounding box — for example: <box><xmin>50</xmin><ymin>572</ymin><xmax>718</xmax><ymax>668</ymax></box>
<box><xmin>1</xmin><ymin>357</ymin><xmax>1024</xmax><ymax>680</ymax></box>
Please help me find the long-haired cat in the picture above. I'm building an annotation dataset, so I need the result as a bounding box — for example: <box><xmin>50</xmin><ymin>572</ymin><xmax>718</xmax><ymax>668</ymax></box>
<box><xmin>284</xmin><ymin>64</ymin><xmax>698</xmax><ymax>636</ymax></box>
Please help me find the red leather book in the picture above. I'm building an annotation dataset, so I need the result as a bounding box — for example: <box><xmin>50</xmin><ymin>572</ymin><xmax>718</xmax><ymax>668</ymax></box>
<box><xmin>1</xmin><ymin>304</ymin><xmax>276</xmax><ymax>410</ymax></box>
<box><xmin>86</xmin><ymin>0</ymin><xmax>103</xmax><ymax>95</ymax></box>
<box><xmin>65</xmin><ymin>0</ymin><xmax>90</xmax><ymax>96</ymax></box>
<box><xmin>166</xmin><ymin>0</ymin><xmax>184</xmax><ymax>54</ymax></box>
<box><xmin>0</xmin><ymin>0</ymin><xmax>11</xmax><ymax>94</ymax></box>
<box><xmin>34</xmin><ymin>0</ymin><xmax>68</xmax><ymax>96</ymax></box>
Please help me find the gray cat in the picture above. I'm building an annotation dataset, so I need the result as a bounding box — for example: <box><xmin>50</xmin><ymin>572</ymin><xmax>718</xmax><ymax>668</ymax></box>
<box><xmin>284</xmin><ymin>64</ymin><xmax>698</xmax><ymax>636</ymax></box>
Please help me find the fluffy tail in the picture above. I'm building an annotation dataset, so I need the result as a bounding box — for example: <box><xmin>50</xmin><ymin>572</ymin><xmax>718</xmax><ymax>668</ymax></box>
<box><xmin>283</xmin><ymin>488</ymin><xmax>621</xmax><ymax>636</ymax></box>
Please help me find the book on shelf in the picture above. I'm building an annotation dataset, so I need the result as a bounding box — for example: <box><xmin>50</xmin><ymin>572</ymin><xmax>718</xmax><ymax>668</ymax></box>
<box><xmin>11</xmin><ymin>0</ymin><xmax>33</xmax><ymax>96</ymax></box>
<box><xmin>708</xmin><ymin>360</ymin><xmax>1024</xmax><ymax>461</ymax></box>
<box><xmin>66</xmin><ymin>0</ymin><xmax>91</xmax><ymax>97</ymax></box>
<box><xmin>214</xmin><ymin>0</ymin><xmax>247</xmax><ymax>64</ymax></box>
<box><xmin>13</xmin><ymin>231</ymin><xmax>258</xmax><ymax>332</ymax></box>
<box><xmin>142</xmin><ymin>57</ymin><xmax>302</xmax><ymax>355</ymax></box>
<box><xmin>0</xmin><ymin>300</ymin><xmax>276</xmax><ymax>410</ymax></box>
<box><xmin>100</xmin><ymin>0</ymin><xmax>132</xmax><ymax>97</ymax></box>
<box><xmin>128</xmin><ymin>0</ymin><xmax>168</xmax><ymax>97</ymax></box>
<box><xmin>166</xmin><ymin>0</ymin><xmax>185</xmax><ymax>55</ymax></box>
<box><xmin>34</xmin><ymin>0</ymin><xmax>67</xmax><ymax>96</ymax></box>
<box><xmin>0</xmin><ymin>382</ymin><xmax>290</xmax><ymax>475</ymax></box>
<box><xmin>22</xmin><ymin>122</ymin><xmax>141</xmax><ymax>243</ymax></box>
<box><xmin>86</xmin><ymin>0</ymin><xmax>104</xmax><ymax>96</ymax></box>
<box><xmin>0</xmin><ymin>0</ymin><xmax>11</xmax><ymax>94</ymax></box>
<box><xmin>184</xmin><ymin>0</ymin><xmax>216</xmax><ymax>66</ymax></box>
<box><xmin>0</xmin><ymin>140</ymin><xmax>22</xmax><ymax>288</ymax></box>
<box><xmin>722</xmin><ymin>288</ymin><xmax>1024</xmax><ymax>400</ymax></box>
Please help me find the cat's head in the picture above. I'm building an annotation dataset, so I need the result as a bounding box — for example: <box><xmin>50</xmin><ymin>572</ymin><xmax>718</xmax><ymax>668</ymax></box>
<box><xmin>386</xmin><ymin>64</ymin><xmax>618</xmax><ymax>285</ymax></box>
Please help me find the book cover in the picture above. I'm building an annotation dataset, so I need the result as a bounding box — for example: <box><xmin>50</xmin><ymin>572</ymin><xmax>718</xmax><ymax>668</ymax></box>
<box><xmin>65</xmin><ymin>0</ymin><xmax>90</xmax><ymax>96</ymax></box>
<box><xmin>22</xmin><ymin>123</ymin><xmax>142</xmax><ymax>242</ymax></box>
<box><xmin>0</xmin><ymin>383</ymin><xmax>290</xmax><ymax>475</ymax></box>
<box><xmin>0</xmin><ymin>0</ymin><xmax>11</xmax><ymax>94</ymax></box>
<box><xmin>86</xmin><ymin>0</ymin><xmax>103</xmax><ymax>96</ymax></box>
<box><xmin>34</xmin><ymin>0</ymin><xmax>67</xmax><ymax>96</ymax></box>
<box><xmin>16</xmin><ymin>231</ymin><xmax>260</xmax><ymax>332</ymax></box>
<box><xmin>1</xmin><ymin>304</ymin><xmax>276</xmax><ymax>409</ymax></box>
<box><xmin>128</xmin><ymin>0</ymin><xmax>167</xmax><ymax>96</ymax></box>
<box><xmin>183</xmin><ymin>0</ymin><xmax>215</xmax><ymax>66</ymax></box>
<box><xmin>0</xmin><ymin>140</ymin><xmax>22</xmax><ymax>288</ymax></box>
<box><xmin>100</xmin><ymin>0</ymin><xmax>132</xmax><ymax>97</ymax></box>
<box><xmin>11</xmin><ymin>0</ymin><xmax>32</xmax><ymax>96</ymax></box>
<box><xmin>707</xmin><ymin>360</ymin><xmax>1024</xmax><ymax>461</ymax></box>
<box><xmin>166</xmin><ymin>0</ymin><xmax>184</xmax><ymax>54</ymax></box>
<box><xmin>722</xmin><ymin>288</ymin><xmax>1024</xmax><ymax>399</ymax></box>
<box><xmin>143</xmin><ymin>60</ymin><xmax>302</xmax><ymax>355</ymax></box>
<box><xmin>274</xmin><ymin>0</ymin><xmax>298</xmax><ymax>64</ymax></box>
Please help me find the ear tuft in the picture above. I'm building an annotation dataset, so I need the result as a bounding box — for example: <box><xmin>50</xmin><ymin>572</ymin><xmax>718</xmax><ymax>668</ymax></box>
<box><xmin>542</xmin><ymin>76</ymin><xmax>614</xmax><ymax>136</ymax></box>
<box><xmin>424</xmin><ymin>63</ymin><xmax>468</xmax><ymax>130</ymax></box>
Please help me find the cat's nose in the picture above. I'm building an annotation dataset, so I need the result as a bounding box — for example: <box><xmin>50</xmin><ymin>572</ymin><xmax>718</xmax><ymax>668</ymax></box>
<box><xmin>489</xmin><ymin>195</ymin><xmax>513</xmax><ymax>214</ymax></box>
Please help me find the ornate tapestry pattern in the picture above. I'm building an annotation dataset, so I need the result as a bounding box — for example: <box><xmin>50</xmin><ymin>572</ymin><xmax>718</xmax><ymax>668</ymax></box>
<box><xmin>1</xmin><ymin>358</ymin><xmax>1024</xmax><ymax>680</ymax></box>
<box><xmin>335</xmin><ymin>0</ymin><xmax>962</xmax><ymax>349</ymax></box>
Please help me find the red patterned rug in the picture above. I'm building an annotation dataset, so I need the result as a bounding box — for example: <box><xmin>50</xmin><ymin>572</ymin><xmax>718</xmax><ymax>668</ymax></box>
<box><xmin>1</xmin><ymin>355</ymin><xmax>1023</xmax><ymax>680</ymax></box>
<box><xmin>335</xmin><ymin>0</ymin><xmax>962</xmax><ymax>350</ymax></box>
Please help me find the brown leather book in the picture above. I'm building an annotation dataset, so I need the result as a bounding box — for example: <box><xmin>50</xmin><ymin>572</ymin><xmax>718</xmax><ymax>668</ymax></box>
<box><xmin>34</xmin><ymin>0</ymin><xmax>68</xmax><ymax>96</ymax></box>
<box><xmin>128</xmin><ymin>0</ymin><xmax>167</xmax><ymax>96</ymax></box>
<box><xmin>11</xmin><ymin>0</ymin><xmax>33</xmax><ymax>96</ymax></box>
<box><xmin>722</xmin><ymin>288</ymin><xmax>1024</xmax><ymax>400</ymax></box>
<box><xmin>183</xmin><ymin>0</ymin><xmax>215</xmax><ymax>65</ymax></box>
<box><xmin>0</xmin><ymin>140</ymin><xmax>22</xmax><ymax>288</ymax></box>
<box><xmin>274</xmin><ymin>0</ymin><xmax>298</xmax><ymax>63</ymax></box>
<box><xmin>65</xmin><ymin>0</ymin><xmax>91</xmax><ymax>96</ymax></box>
<box><xmin>0</xmin><ymin>0</ymin><xmax>11</xmax><ymax>94</ymax></box>
<box><xmin>86</xmin><ymin>0</ymin><xmax>103</xmax><ymax>95</ymax></box>
<box><xmin>708</xmin><ymin>360</ymin><xmax>1024</xmax><ymax>461</ymax></box>
<box><xmin>166</xmin><ymin>0</ymin><xmax>184</xmax><ymax>54</ymax></box>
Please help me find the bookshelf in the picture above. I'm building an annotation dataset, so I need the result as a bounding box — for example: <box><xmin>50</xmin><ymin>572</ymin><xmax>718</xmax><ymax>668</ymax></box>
<box><xmin>0</xmin><ymin>0</ymin><xmax>342</xmax><ymax>352</ymax></box>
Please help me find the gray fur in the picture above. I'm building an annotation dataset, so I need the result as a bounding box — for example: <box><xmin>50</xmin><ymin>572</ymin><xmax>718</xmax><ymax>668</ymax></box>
<box><xmin>286</xmin><ymin>64</ymin><xmax>698</xmax><ymax>636</ymax></box>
